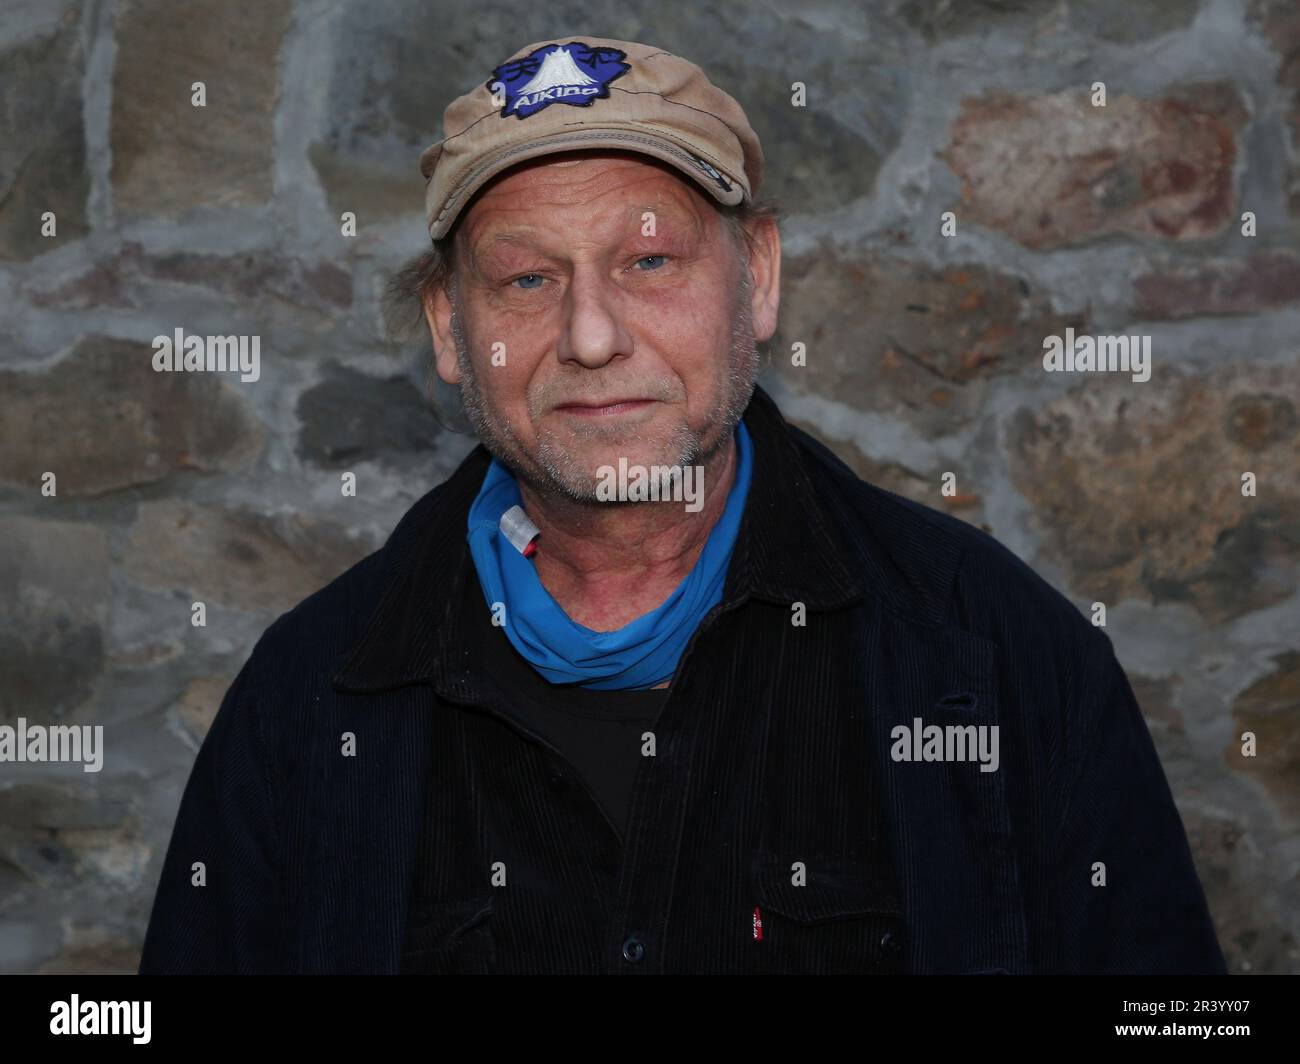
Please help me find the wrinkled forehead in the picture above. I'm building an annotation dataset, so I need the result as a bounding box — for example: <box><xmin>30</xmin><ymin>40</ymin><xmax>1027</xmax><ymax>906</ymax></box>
<box><xmin>454</xmin><ymin>149</ymin><xmax>717</xmax><ymax>250</ymax></box>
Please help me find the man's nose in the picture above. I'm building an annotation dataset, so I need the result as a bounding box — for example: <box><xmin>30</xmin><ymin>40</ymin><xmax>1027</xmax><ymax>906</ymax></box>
<box><xmin>556</xmin><ymin>267</ymin><xmax>634</xmax><ymax>369</ymax></box>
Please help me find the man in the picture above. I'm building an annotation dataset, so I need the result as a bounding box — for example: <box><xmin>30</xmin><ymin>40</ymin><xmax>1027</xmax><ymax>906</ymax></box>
<box><xmin>139</xmin><ymin>36</ymin><xmax>1226</xmax><ymax>974</ymax></box>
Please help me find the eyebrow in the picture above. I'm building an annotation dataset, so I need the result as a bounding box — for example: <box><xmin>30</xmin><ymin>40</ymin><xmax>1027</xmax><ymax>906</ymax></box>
<box><xmin>477</xmin><ymin>231</ymin><xmax>536</xmax><ymax>252</ymax></box>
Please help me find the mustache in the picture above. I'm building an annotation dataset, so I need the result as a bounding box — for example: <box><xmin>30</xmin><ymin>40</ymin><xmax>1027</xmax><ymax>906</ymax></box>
<box><xmin>533</xmin><ymin>379</ymin><xmax>680</xmax><ymax>412</ymax></box>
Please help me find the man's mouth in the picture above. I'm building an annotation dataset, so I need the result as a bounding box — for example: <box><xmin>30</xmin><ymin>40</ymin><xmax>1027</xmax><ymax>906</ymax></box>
<box><xmin>553</xmin><ymin>398</ymin><xmax>656</xmax><ymax>417</ymax></box>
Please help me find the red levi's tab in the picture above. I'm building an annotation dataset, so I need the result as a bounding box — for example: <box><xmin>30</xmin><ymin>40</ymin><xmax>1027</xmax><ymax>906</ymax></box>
<box><xmin>752</xmin><ymin>905</ymin><xmax>763</xmax><ymax>941</ymax></box>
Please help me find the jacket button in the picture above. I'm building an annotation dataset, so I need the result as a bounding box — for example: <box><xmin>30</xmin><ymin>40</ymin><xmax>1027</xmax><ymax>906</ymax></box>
<box><xmin>622</xmin><ymin>936</ymin><xmax>646</xmax><ymax>963</ymax></box>
<box><xmin>880</xmin><ymin>930</ymin><xmax>902</xmax><ymax>955</ymax></box>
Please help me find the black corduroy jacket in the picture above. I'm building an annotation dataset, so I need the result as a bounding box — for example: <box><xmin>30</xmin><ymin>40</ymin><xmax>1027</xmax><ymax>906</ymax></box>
<box><xmin>138</xmin><ymin>385</ymin><xmax>1226</xmax><ymax>974</ymax></box>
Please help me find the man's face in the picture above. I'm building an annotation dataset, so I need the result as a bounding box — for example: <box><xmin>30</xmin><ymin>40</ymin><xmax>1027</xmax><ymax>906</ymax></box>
<box><xmin>425</xmin><ymin>150</ymin><xmax>779</xmax><ymax>501</ymax></box>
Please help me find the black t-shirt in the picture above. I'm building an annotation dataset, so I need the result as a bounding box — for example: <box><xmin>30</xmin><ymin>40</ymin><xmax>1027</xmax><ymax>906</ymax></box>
<box><xmin>466</xmin><ymin>577</ymin><xmax>671</xmax><ymax>839</ymax></box>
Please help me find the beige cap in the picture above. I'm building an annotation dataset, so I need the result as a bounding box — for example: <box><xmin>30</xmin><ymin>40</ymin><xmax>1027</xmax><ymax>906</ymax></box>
<box><xmin>419</xmin><ymin>37</ymin><xmax>763</xmax><ymax>240</ymax></box>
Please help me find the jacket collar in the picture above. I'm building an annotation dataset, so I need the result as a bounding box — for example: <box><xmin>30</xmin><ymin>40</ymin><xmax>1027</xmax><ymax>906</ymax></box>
<box><xmin>332</xmin><ymin>384</ymin><xmax>869</xmax><ymax>695</ymax></box>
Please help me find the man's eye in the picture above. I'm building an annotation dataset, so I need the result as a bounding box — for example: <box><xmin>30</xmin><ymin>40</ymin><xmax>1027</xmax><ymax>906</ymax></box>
<box><xmin>634</xmin><ymin>255</ymin><xmax>667</xmax><ymax>270</ymax></box>
<box><xmin>510</xmin><ymin>273</ymin><xmax>545</xmax><ymax>290</ymax></box>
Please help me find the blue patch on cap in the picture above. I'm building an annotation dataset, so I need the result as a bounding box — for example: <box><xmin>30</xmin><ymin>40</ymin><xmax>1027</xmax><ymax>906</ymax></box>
<box><xmin>487</xmin><ymin>41</ymin><xmax>630</xmax><ymax>120</ymax></box>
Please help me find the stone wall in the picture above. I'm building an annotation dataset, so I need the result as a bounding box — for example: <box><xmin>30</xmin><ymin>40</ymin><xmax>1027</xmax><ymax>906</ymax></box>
<box><xmin>0</xmin><ymin>0</ymin><xmax>1296</xmax><ymax>973</ymax></box>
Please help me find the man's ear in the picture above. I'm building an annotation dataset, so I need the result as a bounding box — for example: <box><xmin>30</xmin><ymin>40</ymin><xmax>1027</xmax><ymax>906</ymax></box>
<box><xmin>745</xmin><ymin>216</ymin><xmax>781</xmax><ymax>344</ymax></box>
<box><xmin>424</xmin><ymin>279</ymin><xmax>461</xmax><ymax>386</ymax></box>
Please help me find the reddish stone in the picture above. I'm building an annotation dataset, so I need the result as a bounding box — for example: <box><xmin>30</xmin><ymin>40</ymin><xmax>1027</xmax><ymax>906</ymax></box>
<box><xmin>1134</xmin><ymin>252</ymin><xmax>1300</xmax><ymax>319</ymax></box>
<box><xmin>940</xmin><ymin>85</ymin><xmax>1243</xmax><ymax>248</ymax></box>
<box><xmin>1007</xmin><ymin>364</ymin><xmax>1300</xmax><ymax>622</ymax></box>
<box><xmin>777</xmin><ymin>243</ymin><xmax>1078</xmax><ymax>440</ymax></box>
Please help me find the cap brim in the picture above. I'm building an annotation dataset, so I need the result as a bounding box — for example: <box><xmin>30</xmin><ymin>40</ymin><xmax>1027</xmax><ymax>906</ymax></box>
<box><xmin>426</xmin><ymin>126</ymin><xmax>746</xmax><ymax>240</ymax></box>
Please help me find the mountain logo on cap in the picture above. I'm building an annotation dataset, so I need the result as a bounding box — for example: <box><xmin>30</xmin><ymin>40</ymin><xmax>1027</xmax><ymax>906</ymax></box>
<box><xmin>487</xmin><ymin>41</ymin><xmax>630</xmax><ymax>120</ymax></box>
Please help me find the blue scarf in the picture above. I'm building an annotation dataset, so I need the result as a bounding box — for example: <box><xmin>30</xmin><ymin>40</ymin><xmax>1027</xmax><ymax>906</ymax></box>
<box><xmin>466</xmin><ymin>421</ymin><xmax>753</xmax><ymax>690</ymax></box>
